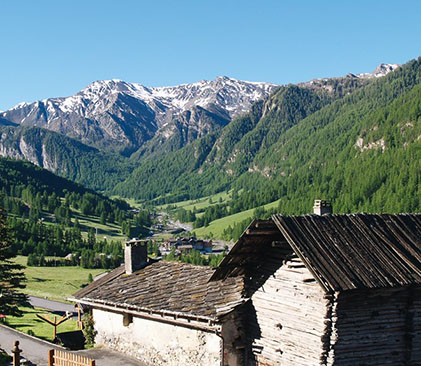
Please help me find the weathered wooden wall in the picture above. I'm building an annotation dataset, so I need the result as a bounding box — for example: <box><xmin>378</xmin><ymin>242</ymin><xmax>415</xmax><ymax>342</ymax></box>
<box><xmin>221</xmin><ymin>310</ymin><xmax>246</xmax><ymax>366</ymax></box>
<box><xmin>246</xmin><ymin>255</ymin><xmax>328</xmax><ymax>366</ymax></box>
<box><xmin>327</xmin><ymin>285</ymin><xmax>421</xmax><ymax>366</ymax></box>
<box><xmin>411</xmin><ymin>285</ymin><xmax>421</xmax><ymax>365</ymax></box>
<box><xmin>245</xmin><ymin>256</ymin><xmax>421</xmax><ymax>366</ymax></box>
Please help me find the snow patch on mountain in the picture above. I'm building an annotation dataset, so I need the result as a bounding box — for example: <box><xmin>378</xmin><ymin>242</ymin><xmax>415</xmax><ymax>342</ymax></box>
<box><xmin>1</xmin><ymin>76</ymin><xmax>277</xmax><ymax>153</ymax></box>
<box><xmin>357</xmin><ymin>63</ymin><xmax>400</xmax><ymax>79</ymax></box>
<box><xmin>5</xmin><ymin>77</ymin><xmax>275</xmax><ymax>123</ymax></box>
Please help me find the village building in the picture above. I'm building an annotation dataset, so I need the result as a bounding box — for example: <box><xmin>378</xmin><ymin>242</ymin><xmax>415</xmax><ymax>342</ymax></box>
<box><xmin>176</xmin><ymin>244</ymin><xmax>193</xmax><ymax>254</ymax></box>
<box><xmin>70</xmin><ymin>239</ymin><xmax>246</xmax><ymax>366</ymax></box>
<box><xmin>71</xmin><ymin>202</ymin><xmax>421</xmax><ymax>366</ymax></box>
<box><xmin>159</xmin><ymin>237</ymin><xmax>213</xmax><ymax>255</ymax></box>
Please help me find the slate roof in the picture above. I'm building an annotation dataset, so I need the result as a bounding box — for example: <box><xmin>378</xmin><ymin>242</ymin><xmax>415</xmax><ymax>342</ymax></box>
<box><xmin>72</xmin><ymin>260</ymin><xmax>244</xmax><ymax>320</ymax></box>
<box><xmin>212</xmin><ymin>213</ymin><xmax>421</xmax><ymax>293</ymax></box>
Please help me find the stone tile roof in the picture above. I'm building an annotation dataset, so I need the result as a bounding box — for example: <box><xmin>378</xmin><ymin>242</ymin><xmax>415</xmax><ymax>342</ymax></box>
<box><xmin>73</xmin><ymin>260</ymin><xmax>244</xmax><ymax>320</ymax></box>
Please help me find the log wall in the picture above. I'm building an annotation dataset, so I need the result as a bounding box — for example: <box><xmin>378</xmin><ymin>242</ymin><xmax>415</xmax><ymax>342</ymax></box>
<box><xmin>245</xmin><ymin>255</ymin><xmax>421</xmax><ymax>366</ymax></box>
<box><xmin>411</xmin><ymin>285</ymin><xmax>421</xmax><ymax>365</ymax></box>
<box><xmin>246</xmin><ymin>256</ymin><xmax>328</xmax><ymax>366</ymax></box>
<box><xmin>327</xmin><ymin>285</ymin><xmax>421</xmax><ymax>366</ymax></box>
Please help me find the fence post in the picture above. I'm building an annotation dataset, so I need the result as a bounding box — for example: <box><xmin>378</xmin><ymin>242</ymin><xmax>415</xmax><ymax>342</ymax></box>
<box><xmin>90</xmin><ymin>359</ymin><xmax>95</xmax><ymax>366</ymax></box>
<box><xmin>48</xmin><ymin>349</ymin><xmax>54</xmax><ymax>366</ymax></box>
<box><xmin>12</xmin><ymin>340</ymin><xmax>21</xmax><ymax>366</ymax></box>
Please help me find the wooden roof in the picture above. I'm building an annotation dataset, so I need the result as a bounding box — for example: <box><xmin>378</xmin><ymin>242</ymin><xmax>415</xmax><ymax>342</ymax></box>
<box><xmin>274</xmin><ymin>213</ymin><xmax>421</xmax><ymax>292</ymax></box>
<box><xmin>72</xmin><ymin>260</ymin><xmax>244</xmax><ymax>320</ymax></box>
<box><xmin>210</xmin><ymin>219</ymin><xmax>290</xmax><ymax>282</ymax></box>
<box><xmin>212</xmin><ymin>214</ymin><xmax>421</xmax><ymax>293</ymax></box>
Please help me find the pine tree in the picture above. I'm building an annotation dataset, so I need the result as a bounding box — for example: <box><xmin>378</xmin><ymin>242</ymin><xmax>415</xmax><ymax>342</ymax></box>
<box><xmin>0</xmin><ymin>208</ymin><xmax>29</xmax><ymax>316</ymax></box>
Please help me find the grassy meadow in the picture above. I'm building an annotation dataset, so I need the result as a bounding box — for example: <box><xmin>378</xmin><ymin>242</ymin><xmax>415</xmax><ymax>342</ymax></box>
<box><xmin>193</xmin><ymin>199</ymin><xmax>281</xmax><ymax>239</ymax></box>
<box><xmin>5</xmin><ymin>307</ymin><xmax>79</xmax><ymax>342</ymax></box>
<box><xmin>158</xmin><ymin>191</ymin><xmax>232</xmax><ymax>212</ymax></box>
<box><xmin>71</xmin><ymin>211</ymin><xmax>126</xmax><ymax>242</ymax></box>
<box><xmin>14</xmin><ymin>256</ymin><xmax>106</xmax><ymax>302</ymax></box>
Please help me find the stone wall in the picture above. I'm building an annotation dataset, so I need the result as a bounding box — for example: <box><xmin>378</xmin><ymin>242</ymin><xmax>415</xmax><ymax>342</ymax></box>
<box><xmin>93</xmin><ymin>308</ymin><xmax>222</xmax><ymax>366</ymax></box>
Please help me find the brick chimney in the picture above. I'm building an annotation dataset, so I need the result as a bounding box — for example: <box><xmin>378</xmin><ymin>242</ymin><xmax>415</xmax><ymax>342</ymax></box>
<box><xmin>125</xmin><ymin>238</ymin><xmax>148</xmax><ymax>274</ymax></box>
<box><xmin>313</xmin><ymin>199</ymin><xmax>332</xmax><ymax>215</ymax></box>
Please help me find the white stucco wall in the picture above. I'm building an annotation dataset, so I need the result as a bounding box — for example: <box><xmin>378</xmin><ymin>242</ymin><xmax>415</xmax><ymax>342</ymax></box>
<box><xmin>93</xmin><ymin>308</ymin><xmax>222</xmax><ymax>366</ymax></box>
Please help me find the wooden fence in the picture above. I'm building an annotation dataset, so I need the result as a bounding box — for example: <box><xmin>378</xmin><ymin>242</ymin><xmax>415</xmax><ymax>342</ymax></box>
<box><xmin>48</xmin><ymin>349</ymin><xmax>95</xmax><ymax>366</ymax></box>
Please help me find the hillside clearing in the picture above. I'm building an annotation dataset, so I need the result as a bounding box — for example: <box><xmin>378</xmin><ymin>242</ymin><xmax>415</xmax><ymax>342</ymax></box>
<box><xmin>193</xmin><ymin>199</ymin><xmax>280</xmax><ymax>239</ymax></box>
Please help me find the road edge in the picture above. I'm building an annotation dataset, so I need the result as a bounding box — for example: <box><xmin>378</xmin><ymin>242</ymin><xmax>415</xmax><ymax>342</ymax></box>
<box><xmin>0</xmin><ymin>323</ymin><xmax>66</xmax><ymax>351</ymax></box>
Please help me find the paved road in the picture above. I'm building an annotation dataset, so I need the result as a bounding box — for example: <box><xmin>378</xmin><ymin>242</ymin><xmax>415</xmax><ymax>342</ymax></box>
<box><xmin>29</xmin><ymin>296</ymin><xmax>77</xmax><ymax>316</ymax></box>
<box><xmin>0</xmin><ymin>325</ymin><xmax>146</xmax><ymax>366</ymax></box>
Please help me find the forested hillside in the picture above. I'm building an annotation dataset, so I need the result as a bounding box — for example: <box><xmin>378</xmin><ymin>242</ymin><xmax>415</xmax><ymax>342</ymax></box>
<box><xmin>113</xmin><ymin>83</ymin><xmax>342</xmax><ymax>200</ymax></box>
<box><xmin>0</xmin><ymin>157</ymin><xmax>152</xmax><ymax>268</ymax></box>
<box><xmin>0</xmin><ymin>126</ymin><xmax>135</xmax><ymax>191</ymax></box>
<box><xmin>116</xmin><ymin>58</ymin><xmax>421</xmax><ymax>217</ymax></box>
<box><xmin>1</xmin><ymin>59</ymin><xmax>419</xmax><ymax>236</ymax></box>
<box><xmin>247</xmin><ymin>58</ymin><xmax>421</xmax><ymax>214</ymax></box>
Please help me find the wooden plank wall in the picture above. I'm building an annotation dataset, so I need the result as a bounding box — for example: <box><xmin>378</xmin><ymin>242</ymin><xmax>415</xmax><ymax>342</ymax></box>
<box><xmin>328</xmin><ymin>286</ymin><xmax>420</xmax><ymax>366</ymax></box>
<box><xmin>411</xmin><ymin>285</ymin><xmax>421</xmax><ymax>365</ymax></box>
<box><xmin>246</xmin><ymin>256</ymin><xmax>328</xmax><ymax>366</ymax></box>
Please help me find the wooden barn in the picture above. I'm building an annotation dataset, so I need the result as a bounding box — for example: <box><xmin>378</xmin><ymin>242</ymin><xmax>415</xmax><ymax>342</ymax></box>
<box><xmin>211</xmin><ymin>208</ymin><xmax>421</xmax><ymax>365</ymax></box>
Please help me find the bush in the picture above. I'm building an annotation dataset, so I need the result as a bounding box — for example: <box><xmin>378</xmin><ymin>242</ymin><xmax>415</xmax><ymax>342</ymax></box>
<box><xmin>0</xmin><ymin>352</ymin><xmax>11</xmax><ymax>366</ymax></box>
<box><xmin>82</xmin><ymin>313</ymin><xmax>97</xmax><ymax>348</ymax></box>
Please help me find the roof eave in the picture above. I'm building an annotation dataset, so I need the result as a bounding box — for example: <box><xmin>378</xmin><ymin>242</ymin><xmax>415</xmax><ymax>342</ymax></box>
<box><xmin>68</xmin><ymin>297</ymin><xmax>222</xmax><ymax>332</ymax></box>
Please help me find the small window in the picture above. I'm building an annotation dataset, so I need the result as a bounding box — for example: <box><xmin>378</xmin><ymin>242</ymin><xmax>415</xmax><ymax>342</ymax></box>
<box><xmin>123</xmin><ymin>313</ymin><xmax>133</xmax><ymax>326</ymax></box>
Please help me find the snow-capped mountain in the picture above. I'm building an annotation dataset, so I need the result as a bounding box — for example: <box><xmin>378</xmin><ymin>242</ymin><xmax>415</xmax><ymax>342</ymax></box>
<box><xmin>356</xmin><ymin>63</ymin><xmax>400</xmax><ymax>78</ymax></box>
<box><xmin>0</xmin><ymin>77</ymin><xmax>276</xmax><ymax>154</ymax></box>
<box><xmin>298</xmin><ymin>63</ymin><xmax>400</xmax><ymax>97</ymax></box>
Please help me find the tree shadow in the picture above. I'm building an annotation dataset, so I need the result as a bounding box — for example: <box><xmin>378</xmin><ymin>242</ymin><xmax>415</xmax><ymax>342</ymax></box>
<box><xmin>32</xmin><ymin>277</ymin><xmax>49</xmax><ymax>282</ymax></box>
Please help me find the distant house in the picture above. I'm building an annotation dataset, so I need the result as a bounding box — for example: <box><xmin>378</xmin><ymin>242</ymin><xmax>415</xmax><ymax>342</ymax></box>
<box><xmin>176</xmin><ymin>244</ymin><xmax>193</xmax><ymax>254</ymax></box>
<box><xmin>160</xmin><ymin>237</ymin><xmax>213</xmax><ymax>255</ymax></box>
<box><xmin>71</xmin><ymin>202</ymin><xmax>421</xmax><ymax>366</ymax></box>
<box><xmin>195</xmin><ymin>239</ymin><xmax>213</xmax><ymax>252</ymax></box>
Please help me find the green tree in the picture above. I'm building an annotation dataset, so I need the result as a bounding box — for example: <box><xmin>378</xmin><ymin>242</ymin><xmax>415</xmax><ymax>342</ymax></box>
<box><xmin>0</xmin><ymin>208</ymin><xmax>29</xmax><ymax>316</ymax></box>
<box><xmin>82</xmin><ymin>313</ymin><xmax>97</xmax><ymax>347</ymax></box>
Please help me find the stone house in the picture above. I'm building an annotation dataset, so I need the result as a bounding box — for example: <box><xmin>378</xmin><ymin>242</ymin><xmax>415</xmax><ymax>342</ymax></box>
<box><xmin>70</xmin><ymin>239</ymin><xmax>246</xmax><ymax>366</ymax></box>
<box><xmin>71</xmin><ymin>205</ymin><xmax>421</xmax><ymax>366</ymax></box>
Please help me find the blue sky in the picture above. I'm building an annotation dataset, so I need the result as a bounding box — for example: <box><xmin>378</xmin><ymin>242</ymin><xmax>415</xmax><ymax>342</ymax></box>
<box><xmin>1</xmin><ymin>0</ymin><xmax>420</xmax><ymax>110</ymax></box>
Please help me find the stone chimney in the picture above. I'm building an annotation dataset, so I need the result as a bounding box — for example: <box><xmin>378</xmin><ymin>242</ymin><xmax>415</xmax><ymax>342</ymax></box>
<box><xmin>313</xmin><ymin>199</ymin><xmax>332</xmax><ymax>215</ymax></box>
<box><xmin>125</xmin><ymin>238</ymin><xmax>148</xmax><ymax>274</ymax></box>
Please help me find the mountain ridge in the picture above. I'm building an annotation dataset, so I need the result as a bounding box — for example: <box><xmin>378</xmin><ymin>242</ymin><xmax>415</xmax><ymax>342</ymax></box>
<box><xmin>0</xmin><ymin>64</ymin><xmax>398</xmax><ymax>156</ymax></box>
<box><xmin>1</xmin><ymin>77</ymin><xmax>277</xmax><ymax>155</ymax></box>
<box><xmin>114</xmin><ymin>58</ymin><xmax>420</xmax><ymax>216</ymax></box>
<box><xmin>0</xmin><ymin>62</ymin><xmax>404</xmax><ymax>195</ymax></box>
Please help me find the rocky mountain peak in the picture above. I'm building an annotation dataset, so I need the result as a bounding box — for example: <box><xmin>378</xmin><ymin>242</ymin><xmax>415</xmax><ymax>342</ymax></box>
<box><xmin>357</xmin><ymin>63</ymin><xmax>400</xmax><ymax>79</ymax></box>
<box><xmin>0</xmin><ymin>77</ymin><xmax>277</xmax><ymax>154</ymax></box>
